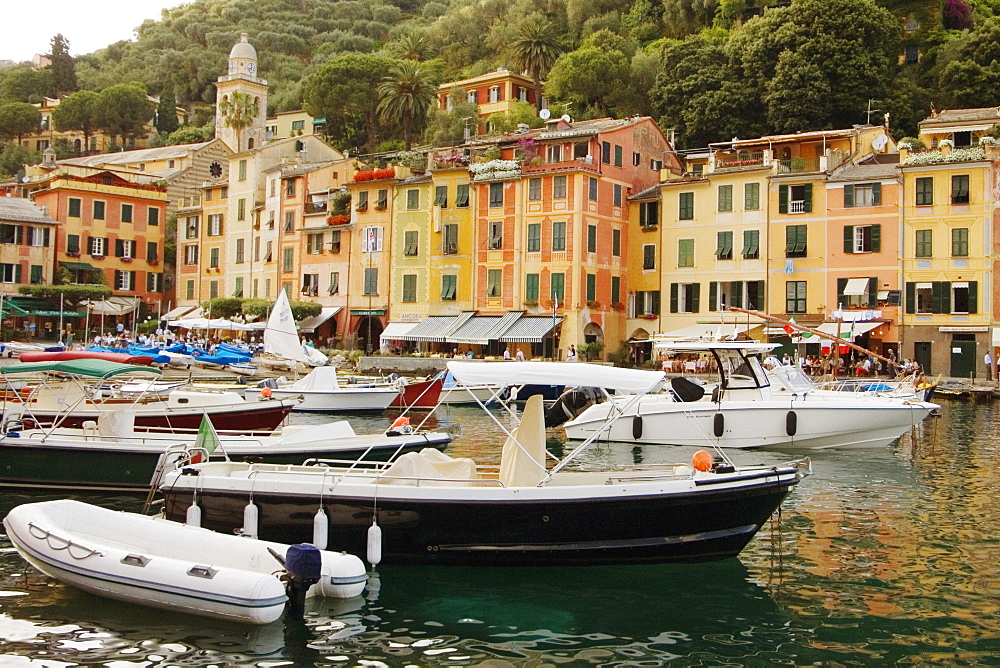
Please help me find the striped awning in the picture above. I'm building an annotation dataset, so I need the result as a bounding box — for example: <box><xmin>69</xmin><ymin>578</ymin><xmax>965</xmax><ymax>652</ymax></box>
<box><xmin>397</xmin><ymin>316</ymin><xmax>458</xmax><ymax>342</ymax></box>
<box><xmin>500</xmin><ymin>316</ymin><xmax>563</xmax><ymax>342</ymax></box>
<box><xmin>447</xmin><ymin>316</ymin><xmax>503</xmax><ymax>344</ymax></box>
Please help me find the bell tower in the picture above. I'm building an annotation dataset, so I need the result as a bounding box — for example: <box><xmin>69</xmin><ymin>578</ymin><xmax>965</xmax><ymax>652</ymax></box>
<box><xmin>215</xmin><ymin>33</ymin><xmax>268</xmax><ymax>152</ymax></box>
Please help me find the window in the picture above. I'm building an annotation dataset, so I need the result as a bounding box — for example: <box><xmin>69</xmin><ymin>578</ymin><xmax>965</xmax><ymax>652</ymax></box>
<box><xmin>291</xmin><ymin>120</ymin><xmax>305</xmax><ymax>131</ymax></box>
<box><xmin>553</xmin><ymin>175</ymin><xmax>567</xmax><ymax>199</ymax></box>
<box><xmin>844</xmin><ymin>224</ymin><xmax>881</xmax><ymax>253</ymax></box>
<box><xmin>89</xmin><ymin>236</ymin><xmax>106</xmax><ymax>256</ymax></box>
<box><xmin>115</xmin><ymin>239</ymin><xmax>136</xmax><ymax>258</ymax></box>
<box><xmin>614</xmin><ymin>145</ymin><xmax>622</xmax><ymax>167</ymax></box>
<box><xmin>587</xmin><ymin>224</ymin><xmax>597</xmax><ymax>253</ymax></box>
<box><xmin>651</xmin><ymin>158</ymin><xmax>663</xmax><ymax>171</ymax></box>
<box><xmin>915</xmin><ymin>229</ymin><xmax>932</xmax><ymax>258</ymax></box>
<box><xmin>147</xmin><ymin>271</ymin><xmax>163</xmax><ymax>292</ymax></box>
<box><xmin>614</xmin><ymin>184</ymin><xmax>622</xmax><ymax>207</ymax></box>
<box><xmin>120</xmin><ymin>204</ymin><xmax>133</xmax><ymax>223</ymax></box>
<box><xmin>952</xmin><ymin>227</ymin><xmax>969</xmax><ymax>257</ymax></box>
<box><xmin>434</xmin><ymin>185</ymin><xmax>447</xmax><ymax>207</ymax></box>
<box><xmin>233</xmin><ymin>276</ymin><xmax>243</xmax><ymax>297</ymax></box>
<box><xmin>221</xmin><ymin>186</ymin><xmax>228</xmax><ymax>199</ymax></box>
<box><xmin>552</xmin><ymin>221</ymin><xmax>566</xmax><ymax>251</ymax></box>
<box><xmin>185</xmin><ymin>216</ymin><xmax>199</xmax><ymax>239</ymax></box>
<box><xmin>547</xmin><ymin>144</ymin><xmax>563</xmax><ymax>163</ymax></box>
<box><xmin>550</xmin><ymin>272</ymin><xmax>565</xmax><ymax>302</ymax></box>
<box><xmin>744</xmin><ymin>183</ymin><xmax>760</xmax><ymax>211</ymax></box>
<box><xmin>328</xmin><ymin>272</ymin><xmax>339</xmax><ymax>295</ymax></box>
<box><xmin>785</xmin><ymin>225</ymin><xmax>807</xmax><ymax>257</ymax></box>
<box><xmin>489</xmin><ymin>86</ymin><xmax>500</xmax><ymax>103</ymax></box>
<box><xmin>205</xmin><ymin>188</ymin><xmax>213</xmax><ymax>201</ymax></box>
<box><xmin>779</xmin><ymin>183</ymin><xmax>812</xmax><ymax>213</ymax></box>
<box><xmin>639</xmin><ymin>201</ymin><xmax>659</xmax><ymax>227</ymax></box>
<box><xmin>68</xmin><ymin>198</ymin><xmax>81</xmax><ymax>217</ymax></box>
<box><xmin>669</xmin><ymin>283</ymin><xmax>701</xmax><ymax>313</ymax></box>
<box><xmin>786</xmin><ymin>281</ymin><xmax>806</xmax><ymax>313</ymax></box>
<box><xmin>715</xmin><ymin>231</ymin><xmax>733</xmax><ymax>260</ymax></box>
<box><xmin>487</xmin><ymin>182</ymin><xmax>503</xmax><ymax>208</ymax></box>
<box><xmin>611</xmin><ymin>276</ymin><xmax>621</xmax><ymax>304</ymax></box>
<box><xmin>601</xmin><ymin>142</ymin><xmax>611</xmax><ymax>163</ymax></box>
<box><xmin>634</xmin><ymin>290</ymin><xmax>661</xmax><ymax>316</ymax></box>
<box><xmin>208</xmin><ymin>214</ymin><xmax>223</xmax><ymax>236</ymax></box>
<box><xmin>487</xmin><ymin>269</ymin><xmax>502</xmax><ymax>297</ymax></box>
<box><xmin>612</xmin><ymin>229</ymin><xmax>621</xmax><ymax>257</ymax></box>
<box><xmin>525</xmin><ymin>273</ymin><xmax>539</xmax><ymax>301</ymax></box>
<box><xmin>844</xmin><ymin>182</ymin><xmax>881</xmax><ymax>207</ymax></box>
<box><xmin>406</xmin><ymin>189</ymin><xmax>419</xmax><ymax>210</ymax></box>
<box><xmin>185</xmin><ymin>244</ymin><xmax>198</xmax><ymax>265</ymax></box>
<box><xmin>527</xmin><ymin>223</ymin><xmax>541</xmax><ymax>252</ymax></box>
<box><xmin>237</xmin><ymin>198</ymin><xmax>246</xmax><ymax>220</ymax></box>
<box><xmin>633</xmin><ymin>151</ymin><xmax>641</xmax><ymax>166</ymax></box>
<box><xmin>441</xmin><ymin>274</ymin><xmax>457</xmax><ymax>301</ymax></box>
<box><xmin>234</xmin><ymin>238</ymin><xmax>244</xmax><ymax>263</ymax></box>
<box><xmin>283</xmin><ymin>247</ymin><xmax>293</xmax><ymax>271</ymax></box>
<box><xmin>28</xmin><ymin>227</ymin><xmax>48</xmax><ymax>247</ymax></box>
<box><xmin>330</xmin><ymin>230</ymin><xmax>341</xmax><ymax>253</ymax></box>
<box><xmin>742</xmin><ymin>230</ymin><xmax>760</xmax><ymax>259</ymax></box>
<box><xmin>467</xmin><ymin>89</ymin><xmax>478</xmax><ymax>104</ymax></box>
<box><xmin>951</xmin><ymin>174</ymin><xmax>970</xmax><ymax>204</ymax></box>
<box><xmin>264</xmin><ymin>240</ymin><xmax>273</xmax><ymax>262</ymax></box>
<box><xmin>307</xmin><ymin>234</ymin><xmax>323</xmax><ymax>255</ymax></box>
<box><xmin>115</xmin><ymin>269</ymin><xmax>135</xmax><ymax>291</ymax></box>
<box><xmin>185</xmin><ymin>280</ymin><xmax>194</xmax><ymax>300</ymax></box>
<box><xmin>29</xmin><ymin>264</ymin><xmax>42</xmax><ymax>284</ymax></box>
<box><xmin>0</xmin><ymin>225</ymin><xmax>20</xmax><ymax>244</ymax></box>
<box><xmin>456</xmin><ymin>184</ymin><xmax>469</xmax><ymax>207</ymax></box>
<box><xmin>66</xmin><ymin>234</ymin><xmax>80</xmax><ymax>253</ymax></box>
<box><xmin>644</xmin><ymin>243</ymin><xmax>657</xmax><ymax>270</ymax></box>
<box><xmin>238</xmin><ymin>160</ymin><xmax>247</xmax><ymax>181</ymax></box>
<box><xmin>361</xmin><ymin>226</ymin><xmax>383</xmax><ymax>252</ymax></box>
<box><xmin>404</xmin><ymin>230</ymin><xmax>419</xmax><ymax>256</ymax></box>
<box><xmin>209</xmin><ymin>280</ymin><xmax>218</xmax><ymax>299</ymax></box>
<box><xmin>906</xmin><ymin>280</ymin><xmax>977</xmax><ymax>315</ymax></box>
<box><xmin>678</xmin><ymin>192</ymin><xmax>694</xmax><ymax>220</ymax></box>
<box><xmin>0</xmin><ymin>263</ymin><xmax>17</xmax><ymax>283</ymax></box>
<box><xmin>363</xmin><ymin>268</ymin><xmax>378</xmax><ymax>295</ymax></box>
<box><xmin>356</xmin><ymin>191</ymin><xmax>368</xmax><ymax>211</ymax></box>
<box><xmin>147</xmin><ymin>241</ymin><xmax>159</xmax><ymax>263</ymax></box>
<box><xmin>402</xmin><ymin>274</ymin><xmax>417</xmax><ymax>302</ymax></box>
<box><xmin>905</xmin><ymin>45</ymin><xmax>919</xmax><ymax>64</ymax></box>
<box><xmin>147</xmin><ymin>207</ymin><xmax>159</xmax><ymax>226</ymax></box>
<box><xmin>677</xmin><ymin>239</ymin><xmax>693</xmax><ymax>267</ymax></box>
<box><xmin>443</xmin><ymin>224</ymin><xmax>458</xmax><ymax>254</ymax></box>
<box><xmin>916</xmin><ymin>177</ymin><xmax>933</xmax><ymax>206</ymax></box>
<box><xmin>209</xmin><ymin>247</ymin><xmax>220</xmax><ymax>268</ymax></box>
<box><xmin>93</xmin><ymin>201</ymin><xmax>105</xmax><ymax>220</ymax></box>
<box><xmin>376</xmin><ymin>189</ymin><xmax>388</xmax><ymax>209</ymax></box>
<box><xmin>489</xmin><ymin>220</ymin><xmax>503</xmax><ymax>249</ymax></box>
<box><xmin>718</xmin><ymin>185</ymin><xmax>733</xmax><ymax>212</ymax></box>
<box><xmin>282</xmin><ymin>211</ymin><xmax>294</xmax><ymax>233</ymax></box>
<box><xmin>286</xmin><ymin>178</ymin><xmax>296</xmax><ymax>197</ymax></box>
<box><xmin>588</xmin><ymin>177</ymin><xmax>598</xmax><ymax>201</ymax></box>
<box><xmin>586</xmin><ymin>273</ymin><xmax>596</xmax><ymax>302</ymax></box>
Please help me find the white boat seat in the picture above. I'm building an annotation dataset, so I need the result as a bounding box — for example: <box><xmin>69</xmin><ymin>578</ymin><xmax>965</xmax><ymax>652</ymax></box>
<box><xmin>376</xmin><ymin>448</ymin><xmax>477</xmax><ymax>486</ymax></box>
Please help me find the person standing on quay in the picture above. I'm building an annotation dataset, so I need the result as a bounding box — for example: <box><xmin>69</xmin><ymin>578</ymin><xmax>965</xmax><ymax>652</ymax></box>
<box><xmin>985</xmin><ymin>349</ymin><xmax>994</xmax><ymax>381</ymax></box>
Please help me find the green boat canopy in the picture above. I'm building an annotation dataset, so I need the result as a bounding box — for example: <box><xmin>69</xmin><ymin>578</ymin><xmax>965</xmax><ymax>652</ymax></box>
<box><xmin>0</xmin><ymin>359</ymin><xmax>161</xmax><ymax>379</ymax></box>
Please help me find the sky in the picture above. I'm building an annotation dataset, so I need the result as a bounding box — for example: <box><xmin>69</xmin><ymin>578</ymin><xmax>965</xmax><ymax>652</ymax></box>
<box><xmin>2</xmin><ymin>0</ymin><xmax>181</xmax><ymax>63</ymax></box>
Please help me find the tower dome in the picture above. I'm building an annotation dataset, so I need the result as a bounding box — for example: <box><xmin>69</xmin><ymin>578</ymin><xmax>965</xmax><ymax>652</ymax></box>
<box><xmin>229</xmin><ymin>33</ymin><xmax>257</xmax><ymax>60</ymax></box>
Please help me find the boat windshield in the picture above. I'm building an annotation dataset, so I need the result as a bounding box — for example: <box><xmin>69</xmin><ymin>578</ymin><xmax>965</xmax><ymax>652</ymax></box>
<box><xmin>767</xmin><ymin>365</ymin><xmax>815</xmax><ymax>392</ymax></box>
<box><xmin>718</xmin><ymin>350</ymin><xmax>769</xmax><ymax>389</ymax></box>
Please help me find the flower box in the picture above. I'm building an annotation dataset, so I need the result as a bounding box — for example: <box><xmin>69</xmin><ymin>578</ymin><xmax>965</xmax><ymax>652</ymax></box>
<box><xmin>121</xmin><ymin>257</ymin><xmax>133</xmax><ymax>263</ymax></box>
<box><xmin>91</xmin><ymin>255</ymin><xmax>104</xmax><ymax>260</ymax></box>
<box><xmin>642</xmin><ymin>313</ymin><xmax>658</xmax><ymax>320</ymax></box>
<box><xmin>327</xmin><ymin>214</ymin><xmax>350</xmax><ymax>226</ymax></box>
<box><xmin>148</xmin><ymin>259</ymin><xmax>159</xmax><ymax>266</ymax></box>
<box><xmin>65</xmin><ymin>251</ymin><xmax>80</xmax><ymax>258</ymax></box>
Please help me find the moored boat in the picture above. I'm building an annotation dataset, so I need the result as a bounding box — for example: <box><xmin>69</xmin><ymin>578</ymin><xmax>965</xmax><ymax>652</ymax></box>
<box><xmin>253</xmin><ymin>366</ymin><xmax>399</xmax><ymax>412</ymax></box>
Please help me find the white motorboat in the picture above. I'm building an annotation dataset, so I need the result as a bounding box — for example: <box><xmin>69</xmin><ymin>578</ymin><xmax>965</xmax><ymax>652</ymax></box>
<box><xmin>254</xmin><ymin>366</ymin><xmax>399</xmax><ymax>412</ymax></box>
<box><xmin>3</xmin><ymin>499</ymin><xmax>367</xmax><ymax>625</ymax></box>
<box><xmin>158</xmin><ymin>361</ymin><xmax>811</xmax><ymax>566</ymax></box>
<box><xmin>435</xmin><ymin>369</ymin><xmax>503</xmax><ymax>405</ymax></box>
<box><xmin>560</xmin><ymin>342</ymin><xmax>939</xmax><ymax>450</ymax></box>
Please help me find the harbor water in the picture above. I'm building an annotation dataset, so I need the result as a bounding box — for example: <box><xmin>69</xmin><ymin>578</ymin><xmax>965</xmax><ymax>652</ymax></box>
<box><xmin>2</xmin><ymin>400</ymin><xmax>1000</xmax><ymax>665</ymax></box>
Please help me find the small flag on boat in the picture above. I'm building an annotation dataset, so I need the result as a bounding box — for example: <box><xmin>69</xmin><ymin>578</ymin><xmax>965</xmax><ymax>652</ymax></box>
<box><xmin>783</xmin><ymin>316</ymin><xmax>797</xmax><ymax>336</ymax></box>
<box><xmin>194</xmin><ymin>412</ymin><xmax>221</xmax><ymax>456</ymax></box>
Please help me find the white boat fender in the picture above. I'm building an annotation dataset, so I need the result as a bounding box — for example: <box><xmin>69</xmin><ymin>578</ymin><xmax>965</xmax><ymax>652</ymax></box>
<box><xmin>713</xmin><ymin>412</ymin><xmax>725</xmax><ymax>438</ymax></box>
<box><xmin>367</xmin><ymin>520</ymin><xmax>382</xmax><ymax>567</ymax></box>
<box><xmin>312</xmin><ymin>508</ymin><xmax>328</xmax><ymax>550</ymax></box>
<box><xmin>786</xmin><ymin>410</ymin><xmax>797</xmax><ymax>436</ymax></box>
<box><xmin>242</xmin><ymin>501</ymin><xmax>259</xmax><ymax>539</ymax></box>
<box><xmin>186</xmin><ymin>500</ymin><xmax>201</xmax><ymax>527</ymax></box>
<box><xmin>283</xmin><ymin>543</ymin><xmax>323</xmax><ymax>617</ymax></box>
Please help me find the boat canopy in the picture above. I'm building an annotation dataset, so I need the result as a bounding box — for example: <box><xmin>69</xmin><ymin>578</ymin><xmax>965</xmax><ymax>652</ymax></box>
<box><xmin>652</xmin><ymin>340</ymin><xmax>780</xmax><ymax>353</ymax></box>
<box><xmin>0</xmin><ymin>359</ymin><xmax>162</xmax><ymax>379</ymax></box>
<box><xmin>446</xmin><ymin>361</ymin><xmax>665</xmax><ymax>394</ymax></box>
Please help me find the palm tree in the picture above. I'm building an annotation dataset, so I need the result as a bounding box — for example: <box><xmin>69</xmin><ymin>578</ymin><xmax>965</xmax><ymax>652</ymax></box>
<box><xmin>387</xmin><ymin>32</ymin><xmax>431</xmax><ymax>61</ymax></box>
<box><xmin>218</xmin><ymin>90</ymin><xmax>258</xmax><ymax>151</ymax></box>
<box><xmin>508</xmin><ymin>16</ymin><xmax>563</xmax><ymax>113</ymax></box>
<box><xmin>377</xmin><ymin>60</ymin><xmax>436</xmax><ymax>150</ymax></box>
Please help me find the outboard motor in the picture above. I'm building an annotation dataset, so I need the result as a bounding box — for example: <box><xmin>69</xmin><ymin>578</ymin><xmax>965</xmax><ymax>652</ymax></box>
<box><xmin>545</xmin><ymin>386</ymin><xmax>605</xmax><ymax>427</ymax></box>
<box><xmin>269</xmin><ymin>543</ymin><xmax>322</xmax><ymax>617</ymax></box>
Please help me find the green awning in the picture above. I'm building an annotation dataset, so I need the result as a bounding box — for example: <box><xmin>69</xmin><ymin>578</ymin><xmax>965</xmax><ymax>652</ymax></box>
<box><xmin>0</xmin><ymin>359</ymin><xmax>161</xmax><ymax>379</ymax></box>
<box><xmin>29</xmin><ymin>310</ymin><xmax>87</xmax><ymax>317</ymax></box>
<box><xmin>61</xmin><ymin>262</ymin><xmax>98</xmax><ymax>271</ymax></box>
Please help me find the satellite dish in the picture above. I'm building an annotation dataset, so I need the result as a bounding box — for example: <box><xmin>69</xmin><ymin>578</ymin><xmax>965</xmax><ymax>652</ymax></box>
<box><xmin>872</xmin><ymin>133</ymin><xmax>888</xmax><ymax>151</ymax></box>
<box><xmin>561</xmin><ymin>114</ymin><xmax>571</xmax><ymax>123</ymax></box>
<box><xmin>539</xmin><ymin>108</ymin><xmax>551</xmax><ymax>120</ymax></box>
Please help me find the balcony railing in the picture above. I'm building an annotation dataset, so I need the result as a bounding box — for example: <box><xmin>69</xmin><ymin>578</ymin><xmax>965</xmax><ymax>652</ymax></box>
<box><xmin>716</xmin><ymin>151</ymin><xmax>765</xmax><ymax>170</ymax></box>
<box><xmin>176</xmin><ymin>196</ymin><xmax>201</xmax><ymax>210</ymax></box>
<box><xmin>304</xmin><ymin>201</ymin><xmax>328</xmax><ymax>214</ymax></box>
<box><xmin>778</xmin><ymin>157</ymin><xmax>822</xmax><ymax>173</ymax></box>
<box><xmin>789</xmin><ymin>200</ymin><xmax>806</xmax><ymax>213</ymax></box>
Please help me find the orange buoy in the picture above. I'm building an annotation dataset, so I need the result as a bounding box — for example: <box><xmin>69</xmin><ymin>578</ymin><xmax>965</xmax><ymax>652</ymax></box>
<box><xmin>691</xmin><ymin>450</ymin><xmax>713</xmax><ymax>472</ymax></box>
<box><xmin>260</xmin><ymin>387</ymin><xmax>273</xmax><ymax>398</ymax></box>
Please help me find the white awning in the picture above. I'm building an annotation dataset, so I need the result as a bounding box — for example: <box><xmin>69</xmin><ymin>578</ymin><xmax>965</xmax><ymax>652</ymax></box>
<box><xmin>298</xmin><ymin>306</ymin><xmax>341</xmax><ymax>333</ymax></box>
<box><xmin>84</xmin><ymin>296</ymin><xmax>141</xmax><ymax>316</ymax></box>
<box><xmin>659</xmin><ymin>322</ymin><xmax>762</xmax><ymax>340</ymax></box>
<box><xmin>447</xmin><ymin>316</ymin><xmax>503</xmax><ymax>344</ymax></box>
<box><xmin>842</xmin><ymin>278</ymin><xmax>870</xmax><ymax>296</ymax></box>
<box><xmin>814</xmin><ymin>321</ymin><xmax>882</xmax><ymax>340</ymax></box>
<box><xmin>398</xmin><ymin>315</ymin><xmax>460</xmax><ymax>342</ymax></box>
<box><xmin>877</xmin><ymin>291</ymin><xmax>890</xmax><ymax>300</ymax></box>
<box><xmin>500</xmin><ymin>316</ymin><xmax>563</xmax><ymax>342</ymax></box>
<box><xmin>380</xmin><ymin>322</ymin><xmax>418</xmax><ymax>344</ymax></box>
<box><xmin>162</xmin><ymin>305</ymin><xmax>196</xmax><ymax>320</ymax></box>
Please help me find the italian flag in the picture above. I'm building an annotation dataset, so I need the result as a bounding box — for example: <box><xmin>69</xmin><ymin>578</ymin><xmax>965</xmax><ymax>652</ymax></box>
<box><xmin>191</xmin><ymin>412</ymin><xmax>222</xmax><ymax>463</ymax></box>
<box><xmin>783</xmin><ymin>316</ymin><xmax>797</xmax><ymax>336</ymax></box>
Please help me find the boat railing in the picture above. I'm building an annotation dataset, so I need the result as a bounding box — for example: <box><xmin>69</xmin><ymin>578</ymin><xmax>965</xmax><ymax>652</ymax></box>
<box><xmin>23</xmin><ymin>430</ymin><xmax>271</xmax><ymax>448</ymax></box>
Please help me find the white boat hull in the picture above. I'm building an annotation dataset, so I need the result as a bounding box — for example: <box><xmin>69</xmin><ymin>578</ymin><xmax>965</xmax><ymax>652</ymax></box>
<box><xmin>564</xmin><ymin>396</ymin><xmax>938</xmax><ymax>450</ymax></box>
<box><xmin>3</xmin><ymin>500</ymin><xmax>368</xmax><ymax>625</ymax></box>
<box><xmin>264</xmin><ymin>387</ymin><xmax>398</xmax><ymax>412</ymax></box>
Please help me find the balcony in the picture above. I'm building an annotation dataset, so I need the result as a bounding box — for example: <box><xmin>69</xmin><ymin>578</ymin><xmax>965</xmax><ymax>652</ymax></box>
<box><xmin>521</xmin><ymin>158</ymin><xmax>599</xmax><ymax>175</ymax></box>
<box><xmin>789</xmin><ymin>200</ymin><xmax>806</xmax><ymax>213</ymax></box>
<box><xmin>778</xmin><ymin>157</ymin><xmax>822</xmax><ymax>173</ymax></box>
<box><xmin>176</xmin><ymin>196</ymin><xmax>201</xmax><ymax>211</ymax></box>
<box><xmin>715</xmin><ymin>151</ymin><xmax>765</xmax><ymax>171</ymax></box>
<box><xmin>304</xmin><ymin>201</ymin><xmax>328</xmax><ymax>215</ymax></box>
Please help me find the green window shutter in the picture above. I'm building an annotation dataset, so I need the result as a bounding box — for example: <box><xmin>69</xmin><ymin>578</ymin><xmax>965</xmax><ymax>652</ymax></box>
<box><xmin>905</xmin><ymin>282</ymin><xmax>915</xmax><ymax>313</ymax></box>
<box><xmin>669</xmin><ymin>283</ymin><xmax>679</xmax><ymax>313</ymax></box>
<box><xmin>843</xmin><ymin>185</ymin><xmax>853</xmax><ymax>208</ymax></box>
<box><xmin>778</xmin><ymin>185</ymin><xmax>788</xmax><ymax>214</ymax></box>
<box><xmin>968</xmin><ymin>281</ymin><xmax>978</xmax><ymax>314</ymax></box>
<box><xmin>871</xmin><ymin>224</ymin><xmax>881</xmax><ymax>252</ymax></box>
<box><xmin>868</xmin><ymin>276</ymin><xmax>878</xmax><ymax>308</ymax></box>
<box><xmin>651</xmin><ymin>290</ymin><xmax>661</xmax><ymax>314</ymax></box>
<box><xmin>690</xmin><ymin>283</ymin><xmax>700</xmax><ymax>312</ymax></box>
<box><xmin>434</xmin><ymin>186</ymin><xmax>447</xmax><ymax>207</ymax></box>
<box><xmin>756</xmin><ymin>280</ymin><xmax>765</xmax><ymax>310</ymax></box>
<box><xmin>731</xmin><ymin>281</ymin><xmax>743</xmax><ymax>308</ymax></box>
<box><xmin>803</xmin><ymin>183</ymin><xmax>813</xmax><ymax>212</ymax></box>
<box><xmin>14</xmin><ymin>264</ymin><xmax>21</xmax><ymax>283</ymax></box>
<box><xmin>611</xmin><ymin>276</ymin><xmax>620</xmax><ymax>304</ymax></box>
<box><xmin>872</xmin><ymin>182</ymin><xmax>881</xmax><ymax>205</ymax></box>
<box><xmin>941</xmin><ymin>281</ymin><xmax>951</xmax><ymax>313</ymax></box>
<box><xmin>844</xmin><ymin>226</ymin><xmax>854</xmax><ymax>253</ymax></box>
<box><xmin>837</xmin><ymin>278</ymin><xmax>847</xmax><ymax>307</ymax></box>
<box><xmin>43</xmin><ymin>228</ymin><xmax>50</xmax><ymax>246</ymax></box>
<box><xmin>67</xmin><ymin>234</ymin><xmax>79</xmax><ymax>253</ymax></box>
<box><xmin>709</xmin><ymin>281</ymin><xmax>718</xmax><ymax>311</ymax></box>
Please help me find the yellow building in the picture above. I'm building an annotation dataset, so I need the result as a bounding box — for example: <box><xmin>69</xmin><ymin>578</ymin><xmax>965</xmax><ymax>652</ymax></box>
<box><xmin>265</xmin><ymin>110</ymin><xmax>317</xmax><ymax>141</ymax></box>
<box><xmin>438</xmin><ymin>69</ymin><xmax>537</xmax><ymax>133</ymax></box>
